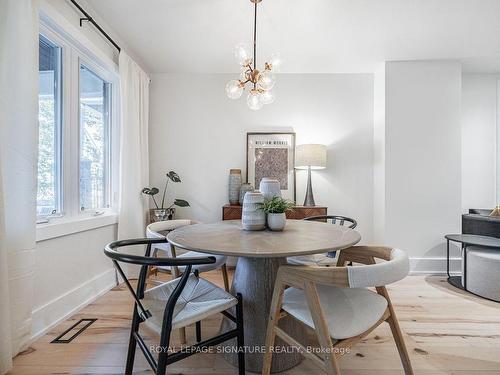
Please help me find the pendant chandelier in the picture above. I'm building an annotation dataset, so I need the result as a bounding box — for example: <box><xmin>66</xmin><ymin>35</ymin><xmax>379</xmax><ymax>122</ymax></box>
<box><xmin>225</xmin><ymin>0</ymin><xmax>282</xmax><ymax>110</ymax></box>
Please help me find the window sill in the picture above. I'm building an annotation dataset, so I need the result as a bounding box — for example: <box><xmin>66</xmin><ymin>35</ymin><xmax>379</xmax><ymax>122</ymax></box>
<box><xmin>36</xmin><ymin>212</ymin><xmax>118</xmax><ymax>242</ymax></box>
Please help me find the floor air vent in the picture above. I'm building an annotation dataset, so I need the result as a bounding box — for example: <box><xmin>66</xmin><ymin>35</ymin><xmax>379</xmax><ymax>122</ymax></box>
<box><xmin>51</xmin><ymin>318</ymin><xmax>97</xmax><ymax>344</ymax></box>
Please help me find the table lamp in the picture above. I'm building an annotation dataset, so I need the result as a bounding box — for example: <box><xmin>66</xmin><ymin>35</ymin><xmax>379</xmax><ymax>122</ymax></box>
<box><xmin>295</xmin><ymin>144</ymin><xmax>327</xmax><ymax>206</ymax></box>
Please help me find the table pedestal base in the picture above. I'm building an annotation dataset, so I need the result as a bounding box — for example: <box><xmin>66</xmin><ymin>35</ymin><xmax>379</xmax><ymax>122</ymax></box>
<box><xmin>220</xmin><ymin>257</ymin><xmax>306</xmax><ymax>373</ymax></box>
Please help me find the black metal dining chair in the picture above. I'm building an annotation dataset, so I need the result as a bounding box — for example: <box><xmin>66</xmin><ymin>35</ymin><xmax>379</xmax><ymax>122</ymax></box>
<box><xmin>305</xmin><ymin>215</ymin><xmax>357</xmax><ymax>258</ymax></box>
<box><xmin>104</xmin><ymin>238</ymin><xmax>245</xmax><ymax>375</ymax></box>
<box><xmin>304</xmin><ymin>215</ymin><xmax>357</xmax><ymax>229</ymax></box>
<box><xmin>287</xmin><ymin>215</ymin><xmax>358</xmax><ymax>266</ymax></box>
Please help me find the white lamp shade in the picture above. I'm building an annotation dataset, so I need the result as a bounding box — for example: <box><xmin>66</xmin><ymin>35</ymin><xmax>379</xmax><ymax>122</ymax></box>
<box><xmin>295</xmin><ymin>144</ymin><xmax>327</xmax><ymax>169</ymax></box>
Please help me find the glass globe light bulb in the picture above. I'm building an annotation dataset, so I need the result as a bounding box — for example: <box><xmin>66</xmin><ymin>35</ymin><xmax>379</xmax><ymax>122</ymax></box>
<box><xmin>239</xmin><ymin>68</ymin><xmax>249</xmax><ymax>82</ymax></box>
<box><xmin>247</xmin><ymin>90</ymin><xmax>263</xmax><ymax>110</ymax></box>
<box><xmin>226</xmin><ymin>80</ymin><xmax>243</xmax><ymax>99</ymax></box>
<box><xmin>234</xmin><ymin>43</ymin><xmax>252</xmax><ymax>66</ymax></box>
<box><xmin>257</xmin><ymin>71</ymin><xmax>276</xmax><ymax>90</ymax></box>
<box><xmin>268</xmin><ymin>53</ymin><xmax>282</xmax><ymax>72</ymax></box>
<box><xmin>260</xmin><ymin>90</ymin><xmax>275</xmax><ymax>105</ymax></box>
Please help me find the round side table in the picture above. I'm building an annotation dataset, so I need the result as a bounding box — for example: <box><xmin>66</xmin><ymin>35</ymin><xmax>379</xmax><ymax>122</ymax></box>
<box><xmin>445</xmin><ymin>234</ymin><xmax>500</xmax><ymax>299</ymax></box>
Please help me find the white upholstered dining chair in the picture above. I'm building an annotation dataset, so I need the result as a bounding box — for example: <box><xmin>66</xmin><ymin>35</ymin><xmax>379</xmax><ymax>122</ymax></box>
<box><xmin>146</xmin><ymin>220</ymin><xmax>230</xmax><ymax>291</ymax></box>
<box><xmin>263</xmin><ymin>246</ymin><xmax>413</xmax><ymax>375</ymax></box>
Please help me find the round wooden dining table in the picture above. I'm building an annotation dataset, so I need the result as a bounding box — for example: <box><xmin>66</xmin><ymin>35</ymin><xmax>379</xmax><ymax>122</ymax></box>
<box><xmin>167</xmin><ymin>219</ymin><xmax>361</xmax><ymax>373</ymax></box>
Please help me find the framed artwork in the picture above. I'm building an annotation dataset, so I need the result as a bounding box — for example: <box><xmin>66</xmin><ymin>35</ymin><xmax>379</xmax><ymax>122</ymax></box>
<box><xmin>246</xmin><ymin>132</ymin><xmax>296</xmax><ymax>202</ymax></box>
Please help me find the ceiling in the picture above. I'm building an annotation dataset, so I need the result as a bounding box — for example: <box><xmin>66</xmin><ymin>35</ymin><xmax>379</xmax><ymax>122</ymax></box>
<box><xmin>86</xmin><ymin>0</ymin><xmax>500</xmax><ymax>74</ymax></box>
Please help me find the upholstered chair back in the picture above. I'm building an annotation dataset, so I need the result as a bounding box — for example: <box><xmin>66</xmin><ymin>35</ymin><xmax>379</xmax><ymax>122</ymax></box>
<box><xmin>344</xmin><ymin>248</ymin><xmax>409</xmax><ymax>288</ymax></box>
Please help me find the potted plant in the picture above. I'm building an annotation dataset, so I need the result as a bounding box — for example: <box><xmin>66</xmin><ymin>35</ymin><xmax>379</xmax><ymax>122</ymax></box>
<box><xmin>258</xmin><ymin>196</ymin><xmax>294</xmax><ymax>231</ymax></box>
<box><xmin>142</xmin><ymin>171</ymin><xmax>190</xmax><ymax>221</ymax></box>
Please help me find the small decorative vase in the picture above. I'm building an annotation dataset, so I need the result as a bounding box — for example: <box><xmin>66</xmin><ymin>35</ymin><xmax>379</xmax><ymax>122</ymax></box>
<box><xmin>154</xmin><ymin>209</ymin><xmax>167</xmax><ymax>221</ymax></box>
<box><xmin>239</xmin><ymin>183</ymin><xmax>254</xmax><ymax>205</ymax></box>
<box><xmin>267</xmin><ymin>212</ymin><xmax>286</xmax><ymax>231</ymax></box>
<box><xmin>228</xmin><ymin>169</ymin><xmax>242</xmax><ymax>205</ymax></box>
<box><xmin>151</xmin><ymin>207</ymin><xmax>175</xmax><ymax>222</ymax></box>
<box><xmin>242</xmin><ymin>192</ymin><xmax>266</xmax><ymax>231</ymax></box>
<box><xmin>259</xmin><ymin>178</ymin><xmax>281</xmax><ymax>200</ymax></box>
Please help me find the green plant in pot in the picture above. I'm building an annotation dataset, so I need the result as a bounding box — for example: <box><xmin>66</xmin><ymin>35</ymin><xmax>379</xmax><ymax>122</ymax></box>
<box><xmin>142</xmin><ymin>171</ymin><xmax>190</xmax><ymax>221</ymax></box>
<box><xmin>258</xmin><ymin>196</ymin><xmax>294</xmax><ymax>231</ymax></box>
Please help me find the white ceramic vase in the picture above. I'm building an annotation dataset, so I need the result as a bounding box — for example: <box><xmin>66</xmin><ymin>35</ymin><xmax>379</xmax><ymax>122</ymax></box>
<box><xmin>267</xmin><ymin>212</ymin><xmax>286</xmax><ymax>231</ymax></box>
<box><xmin>239</xmin><ymin>183</ymin><xmax>254</xmax><ymax>205</ymax></box>
<box><xmin>259</xmin><ymin>178</ymin><xmax>281</xmax><ymax>200</ymax></box>
<box><xmin>242</xmin><ymin>192</ymin><xmax>266</xmax><ymax>231</ymax></box>
<box><xmin>228</xmin><ymin>169</ymin><xmax>242</xmax><ymax>205</ymax></box>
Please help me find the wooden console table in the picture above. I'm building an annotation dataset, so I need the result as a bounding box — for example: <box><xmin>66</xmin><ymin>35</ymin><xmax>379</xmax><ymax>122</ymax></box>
<box><xmin>222</xmin><ymin>204</ymin><xmax>327</xmax><ymax>221</ymax></box>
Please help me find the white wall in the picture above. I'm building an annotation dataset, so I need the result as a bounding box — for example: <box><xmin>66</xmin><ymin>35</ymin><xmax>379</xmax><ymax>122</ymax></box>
<box><xmin>461</xmin><ymin>74</ymin><xmax>498</xmax><ymax>210</ymax></box>
<box><xmin>373</xmin><ymin>64</ymin><xmax>386</xmax><ymax>244</ymax></box>
<box><xmin>32</xmin><ymin>226</ymin><xmax>117</xmax><ymax>338</ymax></box>
<box><xmin>376</xmin><ymin>61</ymin><xmax>462</xmax><ymax>272</ymax></box>
<box><xmin>149</xmin><ymin>73</ymin><xmax>375</xmax><ymax>242</ymax></box>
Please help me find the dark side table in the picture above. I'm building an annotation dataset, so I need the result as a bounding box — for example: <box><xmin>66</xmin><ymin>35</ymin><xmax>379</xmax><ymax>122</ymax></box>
<box><xmin>445</xmin><ymin>234</ymin><xmax>500</xmax><ymax>292</ymax></box>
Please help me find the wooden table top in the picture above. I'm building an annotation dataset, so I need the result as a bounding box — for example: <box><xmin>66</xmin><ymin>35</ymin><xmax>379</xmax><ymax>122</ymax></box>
<box><xmin>166</xmin><ymin>219</ymin><xmax>361</xmax><ymax>258</ymax></box>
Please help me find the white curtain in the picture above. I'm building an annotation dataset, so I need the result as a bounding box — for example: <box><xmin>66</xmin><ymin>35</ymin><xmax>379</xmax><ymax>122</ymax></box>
<box><xmin>117</xmin><ymin>52</ymin><xmax>150</xmax><ymax>243</ymax></box>
<box><xmin>0</xmin><ymin>0</ymin><xmax>39</xmax><ymax>373</ymax></box>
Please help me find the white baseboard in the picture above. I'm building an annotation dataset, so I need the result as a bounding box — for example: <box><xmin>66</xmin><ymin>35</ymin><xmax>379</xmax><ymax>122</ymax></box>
<box><xmin>31</xmin><ymin>268</ymin><xmax>117</xmax><ymax>342</ymax></box>
<box><xmin>409</xmin><ymin>257</ymin><xmax>462</xmax><ymax>275</ymax></box>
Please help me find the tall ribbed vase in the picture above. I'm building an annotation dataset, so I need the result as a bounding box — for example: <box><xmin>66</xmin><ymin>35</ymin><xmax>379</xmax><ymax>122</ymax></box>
<box><xmin>228</xmin><ymin>169</ymin><xmax>242</xmax><ymax>205</ymax></box>
<box><xmin>242</xmin><ymin>192</ymin><xmax>266</xmax><ymax>231</ymax></box>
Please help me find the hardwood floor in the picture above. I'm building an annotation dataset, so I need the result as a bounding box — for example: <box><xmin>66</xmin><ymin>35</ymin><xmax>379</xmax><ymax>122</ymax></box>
<box><xmin>10</xmin><ymin>271</ymin><xmax>500</xmax><ymax>374</ymax></box>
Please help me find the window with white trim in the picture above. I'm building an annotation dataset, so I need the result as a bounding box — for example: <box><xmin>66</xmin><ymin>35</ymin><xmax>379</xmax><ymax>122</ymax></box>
<box><xmin>37</xmin><ymin>35</ymin><xmax>63</xmax><ymax>217</ymax></box>
<box><xmin>37</xmin><ymin>21</ymin><xmax>118</xmax><ymax>223</ymax></box>
<box><xmin>79</xmin><ymin>64</ymin><xmax>112</xmax><ymax>211</ymax></box>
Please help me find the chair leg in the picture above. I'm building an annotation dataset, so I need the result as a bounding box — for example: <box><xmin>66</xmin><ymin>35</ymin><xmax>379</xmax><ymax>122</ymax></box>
<box><xmin>304</xmin><ymin>282</ymin><xmax>341</xmax><ymax>375</ymax></box>
<box><xmin>262</xmin><ymin>321</ymin><xmax>276</xmax><ymax>375</ymax></box>
<box><xmin>262</xmin><ymin>279</ymin><xmax>285</xmax><ymax>375</ymax></box>
<box><xmin>221</xmin><ymin>263</ymin><xmax>230</xmax><ymax>292</ymax></box>
<box><xmin>157</xmin><ymin>322</ymin><xmax>173</xmax><ymax>375</ymax></box>
<box><xmin>236</xmin><ymin>293</ymin><xmax>245</xmax><ymax>375</ymax></box>
<box><xmin>387</xmin><ymin>312</ymin><xmax>414</xmax><ymax>375</ymax></box>
<box><xmin>178</xmin><ymin>328</ymin><xmax>187</xmax><ymax>345</ymax></box>
<box><xmin>376</xmin><ymin>287</ymin><xmax>413</xmax><ymax>375</ymax></box>
<box><xmin>125</xmin><ymin>306</ymin><xmax>141</xmax><ymax>375</ymax></box>
<box><xmin>196</xmin><ymin>321</ymin><xmax>202</xmax><ymax>343</ymax></box>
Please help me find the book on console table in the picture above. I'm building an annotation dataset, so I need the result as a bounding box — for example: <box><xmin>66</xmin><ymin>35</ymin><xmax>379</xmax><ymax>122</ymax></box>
<box><xmin>222</xmin><ymin>204</ymin><xmax>327</xmax><ymax>221</ymax></box>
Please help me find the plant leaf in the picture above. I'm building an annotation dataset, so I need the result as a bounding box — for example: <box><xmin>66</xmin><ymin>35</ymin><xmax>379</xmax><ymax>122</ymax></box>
<box><xmin>174</xmin><ymin>199</ymin><xmax>190</xmax><ymax>207</ymax></box>
<box><xmin>166</xmin><ymin>171</ymin><xmax>181</xmax><ymax>183</ymax></box>
<box><xmin>141</xmin><ymin>187</ymin><xmax>159</xmax><ymax>196</ymax></box>
<box><xmin>259</xmin><ymin>196</ymin><xmax>294</xmax><ymax>214</ymax></box>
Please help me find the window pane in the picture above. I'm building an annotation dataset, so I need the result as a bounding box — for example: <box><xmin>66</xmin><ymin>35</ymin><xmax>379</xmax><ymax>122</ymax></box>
<box><xmin>79</xmin><ymin>65</ymin><xmax>111</xmax><ymax>211</ymax></box>
<box><xmin>37</xmin><ymin>35</ymin><xmax>62</xmax><ymax>217</ymax></box>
